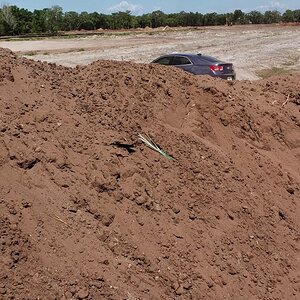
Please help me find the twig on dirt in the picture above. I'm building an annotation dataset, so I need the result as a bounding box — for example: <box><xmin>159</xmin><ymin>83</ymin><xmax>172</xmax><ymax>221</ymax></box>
<box><xmin>138</xmin><ymin>133</ymin><xmax>176</xmax><ymax>161</ymax></box>
<box><xmin>271</xmin><ymin>99</ymin><xmax>277</xmax><ymax>105</ymax></box>
<box><xmin>282</xmin><ymin>94</ymin><xmax>290</xmax><ymax>106</ymax></box>
<box><xmin>248</xmin><ymin>119</ymin><xmax>260</xmax><ymax>141</ymax></box>
<box><xmin>52</xmin><ymin>215</ymin><xmax>72</xmax><ymax>228</ymax></box>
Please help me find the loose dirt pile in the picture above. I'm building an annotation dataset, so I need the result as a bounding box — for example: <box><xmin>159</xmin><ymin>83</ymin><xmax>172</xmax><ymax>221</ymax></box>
<box><xmin>0</xmin><ymin>48</ymin><xmax>299</xmax><ymax>300</ymax></box>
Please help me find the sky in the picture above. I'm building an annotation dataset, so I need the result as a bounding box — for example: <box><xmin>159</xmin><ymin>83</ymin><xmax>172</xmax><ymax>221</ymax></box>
<box><xmin>4</xmin><ymin>0</ymin><xmax>300</xmax><ymax>15</ymax></box>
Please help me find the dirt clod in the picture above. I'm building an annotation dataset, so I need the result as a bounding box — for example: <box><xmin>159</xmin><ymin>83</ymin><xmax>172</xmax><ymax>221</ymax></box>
<box><xmin>77</xmin><ymin>288</ymin><xmax>89</xmax><ymax>299</ymax></box>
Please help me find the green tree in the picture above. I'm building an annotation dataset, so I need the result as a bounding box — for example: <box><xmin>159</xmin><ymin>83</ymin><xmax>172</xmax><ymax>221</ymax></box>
<box><xmin>264</xmin><ymin>10</ymin><xmax>281</xmax><ymax>24</ymax></box>
<box><xmin>215</xmin><ymin>13</ymin><xmax>227</xmax><ymax>25</ymax></box>
<box><xmin>232</xmin><ymin>9</ymin><xmax>245</xmax><ymax>24</ymax></box>
<box><xmin>63</xmin><ymin>11</ymin><xmax>79</xmax><ymax>31</ymax></box>
<box><xmin>294</xmin><ymin>10</ymin><xmax>300</xmax><ymax>22</ymax></box>
<box><xmin>247</xmin><ymin>11</ymin><xmax>263</xmax><ymax>24</ymax></box>
<box><xmin>90</xmin><ymin>12</ymin><xmax>109</xmax><ymax>29</ymax></box>
<box><xmin>46</xmin><ymin>5</ymin><xmax>63</xmax><ymax>32</ymax></box>
<box><xmin>136</xmin><ymin>14</ymin><xmax>151</xmax><ymax>28</ymax></box>
<box><xmin>150</xmin><ymin>10</ymin><xmax>166</xmax><ymax>28</ymax></box>
<box><xmin>0</xmin><ymin>5</ymin><xmax>290</xmax><ymax>35</ymax></box>
<box><xmin>110</xmin><ymin>11</ymin><xmax>132</xmax><ymax>29</ymax></box>
<box><xmin>186</xmin><ymin>12</ymin><xmax>203</xmax><ymax>26</ymax></box>
<box><xmin>282</xmin><ymin>10</ymin><xmax>295</xmax><ymax>22</ymax></box>
<box><xmin>31</xmin><ymin>9</ymin><xmax>47</xmax><ymax>33</ymax></box>
<box><xmin>11</xmin><ymin>6</ymin><xmax>33</xmax><ymax>34</ymax></box>
<box><xmin>203</xmin><ymin>13</ymin><xmax>218</xmax><ymax>26</ymax></box>
<box><xmin>78</xmin><ymin>11</ymin><xmax>94</xmax><ymax>30</ymax></box>
<box><xmin>165</xmin><ymin>13</ymin><xmax>179</xmax><ymax>27</ymax></box>
<box><xmin>0</xmin><ymin>4</ymin><xmax>17</xmax><ymax>35</ymax></box>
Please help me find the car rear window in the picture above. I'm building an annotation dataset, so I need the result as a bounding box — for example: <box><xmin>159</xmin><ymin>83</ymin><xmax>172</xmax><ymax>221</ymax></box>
<box><xmin>199</xmin><ymin>55</ymin><xmax>220</xmax><ymax>63</ymax></box>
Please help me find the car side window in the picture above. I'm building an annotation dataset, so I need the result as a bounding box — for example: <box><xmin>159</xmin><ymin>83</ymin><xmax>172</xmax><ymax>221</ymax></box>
<box><xmin>154</xmin><ymin>57</ymin><xmax>172</xmax><ymax>65</ymax></box>
<box><xmin>171</xmin><ymin>56</ymin><xmax>191</xmax><ymax>65</ymax></box>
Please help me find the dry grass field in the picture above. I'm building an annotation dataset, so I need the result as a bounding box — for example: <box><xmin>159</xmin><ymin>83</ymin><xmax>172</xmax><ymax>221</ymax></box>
<box><xmin>1</xmin><ymin>24</ymin><xmax>300</xmax><ymax>80</ymax></box>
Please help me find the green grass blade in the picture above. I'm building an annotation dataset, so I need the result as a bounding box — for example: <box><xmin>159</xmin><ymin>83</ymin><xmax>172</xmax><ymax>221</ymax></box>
<box><xmin>138</xmin><ymin>134</ymin><xmax>176</xmax><ymax>161</ymax></box>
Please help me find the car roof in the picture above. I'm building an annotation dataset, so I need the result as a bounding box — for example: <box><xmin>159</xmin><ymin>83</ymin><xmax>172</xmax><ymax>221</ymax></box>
<box><xmin>158</xmin><ymin>53</ymin><xmax>224</xmax><ymax>64</ymax></box>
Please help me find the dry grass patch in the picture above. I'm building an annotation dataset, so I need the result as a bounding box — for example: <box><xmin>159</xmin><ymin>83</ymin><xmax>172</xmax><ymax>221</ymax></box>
<box><xmin>256</xmin><ymin>67</ymin><xmax>293</xmax><ymax>79</ymax></box>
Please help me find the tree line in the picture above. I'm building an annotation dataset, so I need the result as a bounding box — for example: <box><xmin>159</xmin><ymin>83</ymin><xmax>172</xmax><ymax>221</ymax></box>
<box><xmin>0</xmin><ymin>5</ymin><xmax>299</xmax><ymax>36</ymax></box>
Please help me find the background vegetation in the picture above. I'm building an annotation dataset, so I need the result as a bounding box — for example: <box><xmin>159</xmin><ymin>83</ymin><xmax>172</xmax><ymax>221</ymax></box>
<box><xmin>0</xmin><ymin>5</ymin><xmax>299</xmax><ymax>36</ymax></box>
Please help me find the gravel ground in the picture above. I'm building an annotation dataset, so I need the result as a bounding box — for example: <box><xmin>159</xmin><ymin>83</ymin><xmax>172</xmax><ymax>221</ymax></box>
<box><xmin>1</xmin><ymin>24</ymin><xmax>300</xmax><ymax>80</ymax></box>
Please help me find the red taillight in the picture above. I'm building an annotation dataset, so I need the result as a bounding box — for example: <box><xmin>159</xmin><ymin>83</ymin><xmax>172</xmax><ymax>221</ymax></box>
<box><xmin>209</xmin><ymin>65</ymin><xmax>223</xmax><ymax>72</ymax></box>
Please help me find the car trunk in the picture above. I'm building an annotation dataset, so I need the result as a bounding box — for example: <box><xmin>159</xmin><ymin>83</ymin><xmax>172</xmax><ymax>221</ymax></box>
<box><xmin>219</xmin><ymin>63</ymin><xmax>234</xmax><ymax>74</ymax></box>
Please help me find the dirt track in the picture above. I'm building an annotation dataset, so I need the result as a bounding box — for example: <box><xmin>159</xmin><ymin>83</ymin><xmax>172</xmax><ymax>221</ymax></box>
<box><xmin>1</xmin><ymin>24</ymin><xmax>300</xmax><ymax>80</ymax></box>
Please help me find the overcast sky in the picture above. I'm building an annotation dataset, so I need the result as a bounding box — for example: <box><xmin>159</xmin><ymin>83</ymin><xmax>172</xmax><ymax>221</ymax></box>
<box><xmin>5</xmin><ymin>0</ymin><xmax>300</xmax><ymax>14</ymax></box>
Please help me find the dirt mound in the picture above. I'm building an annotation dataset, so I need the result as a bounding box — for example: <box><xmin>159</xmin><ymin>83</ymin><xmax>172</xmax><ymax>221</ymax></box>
<box><xmin>0</xmin><ymin>47</ymin><xmax>299</xmax><ymax>300</ymax></box>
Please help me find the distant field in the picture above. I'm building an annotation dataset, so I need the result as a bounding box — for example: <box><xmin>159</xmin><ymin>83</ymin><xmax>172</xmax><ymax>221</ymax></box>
<box><xmin>1</xmin><ymin>24</ymin><xmax>300</xmax><ymax>80</ymax></box>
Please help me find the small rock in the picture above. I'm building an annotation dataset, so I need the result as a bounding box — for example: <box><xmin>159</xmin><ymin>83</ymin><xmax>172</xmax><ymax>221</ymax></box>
<box><xmin>21</xmin><ymin>200</ymin><xmax>31</xmax><ymax>208</ymax></box>
<box><xmin>220</xmin><ymin>117</ymin><xmax>229</xmax><ymax>126</ymax></box>
<box><xmin>189</xmin><ymin>213</ymin><xmax>196</xmax><ymax>220</ymax></box>
<box><xmin>172</xmin><ymin>282</ymin><xmax>180</xmax><ymax>291</ymax></box>
<box><xmin>11</xmin><ymin>250</ymin><xmax>20</xmax><ymax>263</ymax></box>
<box><xmin>256</xmin><ymin>233</ymin><xmax>264</xmax><ymax>239</ymax></box>
<box><xmin>228</xmin><ymin>265</ymin><xmax>238</xmax><ymax>275</ymax></box>
<box><xmin>98</xmin><ymin>229</ymin><xmax>109</xmax><ymax>242</ymax></box>
<box><xmin>153</xmin><ymin>203</ymin><xmax>162</xmax><ymax>212</ymax></box>
<box><xmin>69</xmin><ymin>285</ymin><xmax>78</xmax><ymax>294</ymax></box>
<box><xmin>227</xmin><ymin>212</ymin><xmax>234</xmax><ymax>220</ymax></box>
<box><xmin>68</xmin><ymin>206</ymin><xmax>77</xmax><ymax>213</ymax></box>
<box><xmin>278</xmin><ymin>210</ymin><xmax>287</xmax><ymax>220</ymax></box>
<box><xmin>102</xmin><ymin>214</ymin><xmax>115</xmax><ymax>227</ymax></box>
<box><xmin>64</xmin><ymin>291</ymin><xmax>73</xmax><ymax>299</ymax></box>
<box><xmin>135</xmin><ymin>195</ymin><xmax>147</xmax><ymax>205</ymax></box>
<box><xmin>77</xmin><ymin>288</ymin><xmax>89</xmax><ymax>299</ymax></box>
<box><xmin>8</xmin><ymin>207</ymin><xmax>17</xmax><ymax>215</ymax></box>
<box><xmin>175</xmin><ymin>285</ymin><xmax>184</xmax><ymax>295</ymax></box>
<box><xmin>183</xmin><ymin>282</ymin><xmax>192</xmax><ymax>290</ymax></box>
<box><xmin>221</xmin><ymin>278</ymin><xmax>227</xmax><ymax>286</ymax></box>
<box><xmin>242</xmin><ymin>205</ymin><xmax>249</xmax><ymax>211</ymax></box>
<box><xmin>286</xmin><ymin>187</ymin><xmax>295</xmax><ymax>195</ymax></box>
<box><xmin>274</xmin><ymin>254</ymin><xmax>279</xmax><ymax>261</ymax></box>
<box><xmin>172</xmin><ymin>206</ymin><xmax>180</xmax><ymax>214</ymax></box>
<box><xmin>136</xmin><ymin>216</ymin><xmax>144</xmax><ymax>226</ymax></box>
<box><xmin>114</xmin><ymin>192</ymin><xmax>123</xmax><ymax>202</ymax></box>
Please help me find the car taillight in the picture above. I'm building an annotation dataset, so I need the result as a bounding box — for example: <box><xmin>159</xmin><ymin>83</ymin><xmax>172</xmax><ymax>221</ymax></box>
<box><xmin>209</xmin><ymin>65</ymin><xmax>223</xmax><ymax>72</ymax></box>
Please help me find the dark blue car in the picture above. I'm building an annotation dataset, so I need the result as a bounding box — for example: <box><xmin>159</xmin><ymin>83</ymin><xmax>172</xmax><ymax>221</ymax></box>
<box><xmin>152</xmin><ymin>53</ymin><xmax>236</xmax><ymax>80</ymax></box>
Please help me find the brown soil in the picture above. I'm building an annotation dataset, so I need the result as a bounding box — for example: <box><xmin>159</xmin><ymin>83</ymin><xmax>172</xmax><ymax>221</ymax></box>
<box><xmin>0</xmin><ymin>47</ymin><xmax>299</xmax><ymax>300</ymax></box>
